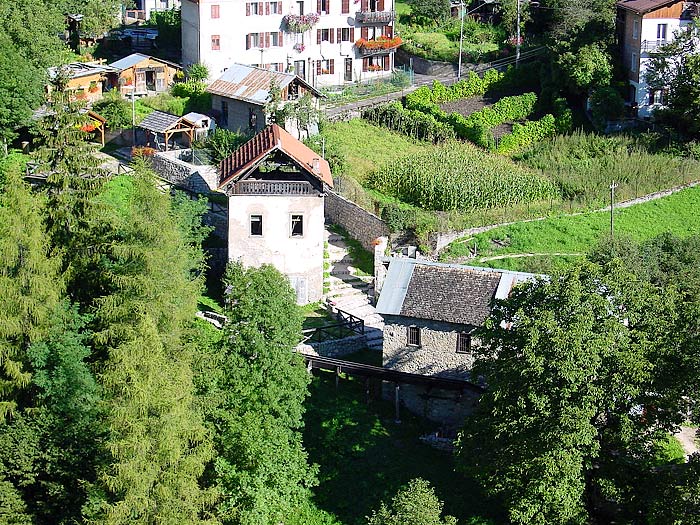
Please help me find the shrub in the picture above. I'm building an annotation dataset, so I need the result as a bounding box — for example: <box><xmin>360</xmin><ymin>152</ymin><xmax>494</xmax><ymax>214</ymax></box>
<box><xmin>495</xmin><ymin>114</ymin><xmax>557</xmax><ymax>155</ymax></box>
<box><xmin>186</xmin><ymin>63</ymin><xmax>209</xmax><ymax>82</ymax></box>
<box><xmin>367</xmin><ymin>142</ymin><xmax>558</xmax><ymax>211</ymax></box>
<box><xmin>93</xmin><ymin>89</ymin><xmax>132</xmax><ymax>129</ymax></box>
<box><xmin>140</xmin><ymin>92</ymin><xmax>188</xmax><ymax>116</ymax></box>
<box><xmin>590</xmin><ymin>85</ymin><xmax>625</xmax><ymax>129</ymax></box>
<box><xmin>204</xmin><ymin>128</ymin><xmax>248</xmax><ymax>164</ymax></box>
<box><xmin>553</xmin><ymin>97</ymin><xmax>573</xmax><ymax>134</ymax></box>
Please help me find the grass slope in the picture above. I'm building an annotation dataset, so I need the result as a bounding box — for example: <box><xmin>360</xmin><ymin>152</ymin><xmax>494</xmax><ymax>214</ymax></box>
<box><xmin>442</xmin><ymin>186</ymin><xmax>700</xmax><ymax>272</ymax></box>
<box><xmin>321</xmin><ymin>120</ymin><xmax>433</xmax><ymax>183</ymax></box>
<box><xmin>304</xmin><ymin>373</ymin><xmax>498</xmax><ymax>525</ymax></box>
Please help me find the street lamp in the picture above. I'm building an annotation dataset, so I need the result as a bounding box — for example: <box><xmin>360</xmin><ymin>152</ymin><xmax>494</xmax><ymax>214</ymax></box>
<box><xmin>458</xmin><ymin>0</ymin><xmax>496</xmax><ymax>80</ymax></box>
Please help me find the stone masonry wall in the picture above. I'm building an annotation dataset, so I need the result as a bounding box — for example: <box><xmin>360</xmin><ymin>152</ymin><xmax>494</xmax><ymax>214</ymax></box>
<box><xmin>382</xmin><ymin>315</ymin><xmax>480</xmax><ymax>380</ymax></box>
<box><xmin>382</xmin><ymin>382</ymin><xmax>479</xmax><ymax>426</ymax></box>
<box><xmin>325</xmin><ymin>191</ymin><xmax>390</xmax><ymax>252</ymax></box>
<box><xmin>295</xmin><ymin>334</ymin><xmax>368</xmax><ymax>358</ymax></box>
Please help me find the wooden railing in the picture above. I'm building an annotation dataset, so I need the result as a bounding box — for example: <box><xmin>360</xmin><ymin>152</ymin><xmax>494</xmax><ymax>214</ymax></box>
<box><xmin>232</xmin><ymin>180</ymin><xmax>315</xmax><ymax>195</ymax></box>
<box><xmin>301</xmin><ymin>308</ymin><xmax>365</xmax><ymax>344</ymax></box>
<box><xmin>355</xmin><ymin>10</ymin><xmax>396</xmax><ymax>23</ymax></box>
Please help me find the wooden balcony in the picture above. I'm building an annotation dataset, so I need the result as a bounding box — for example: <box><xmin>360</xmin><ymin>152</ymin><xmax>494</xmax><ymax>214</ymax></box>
<box><xmin>232</xmin><ymin>180</ymin><xmax>316</xmax><ymax>195</ymax></box>
<box><xmin>355</xmin><ymin>10</ymin><xmax>396</xmax><ymax>23</ymax></box>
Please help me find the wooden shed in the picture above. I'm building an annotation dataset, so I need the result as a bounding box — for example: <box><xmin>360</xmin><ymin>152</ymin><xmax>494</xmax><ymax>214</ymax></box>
<box><xmin>107</xmin><ymin>53</ymin><xmax>182</xmax><ymax>96</ymax></box>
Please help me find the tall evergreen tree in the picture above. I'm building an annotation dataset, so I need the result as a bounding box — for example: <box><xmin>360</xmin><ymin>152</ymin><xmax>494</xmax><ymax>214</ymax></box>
<box><xmin>211</xmin><ymin>262</ymin><xmax>317</xmax><ymax>524</ymax></box>
<box><xmin>0</xmin><ymin>164</ymin><xmax>62</xmax><ymax>416</ymax></box>
<box><xmin>93</xmin><ymin>159</ymin><xmax>216</xmax><ymax>523</ymax></box>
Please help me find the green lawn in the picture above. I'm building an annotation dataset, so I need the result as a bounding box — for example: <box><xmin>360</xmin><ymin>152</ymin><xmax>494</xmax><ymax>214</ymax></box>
<box><xmin>321</xmin><ymin>120</ymin><xmax>433</xmax><ymax>183</ymax></box>
<box><xmin>303</xmin><ymin>373</ymin><xmax>499</xmax><ymax>525</ymax></box>
<box><xmin>441</xmin><ymin>186</ymin><xmax>700</xmax><ymax>273</ymax></box>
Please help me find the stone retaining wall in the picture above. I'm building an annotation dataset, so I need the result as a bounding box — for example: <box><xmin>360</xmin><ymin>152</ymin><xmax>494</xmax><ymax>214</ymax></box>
<box><xmin>382</xmin><ymin>382</ymin><xmax>479</xmax><ymax>425</ymax></box>
<box><xmin>395</xmin><ymin>48</ymin><xmax>458</xmax><ymax>76</ymax></box>
<box><xmin>325</xmin><ymin>191</ymin><xmax>390</xmax><ymax>252</ymax></box>
<box><xmin>296</xmin><ymin>333</ymin><xmax>368</xmax><ymax>358</ymax></box>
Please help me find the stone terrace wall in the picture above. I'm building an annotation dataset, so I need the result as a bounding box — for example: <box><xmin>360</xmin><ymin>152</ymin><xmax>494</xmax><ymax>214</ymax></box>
<box><xmin>325</xmin><ymin>191</ymin><xmax>390</xmax><ymax>252</ymax></box>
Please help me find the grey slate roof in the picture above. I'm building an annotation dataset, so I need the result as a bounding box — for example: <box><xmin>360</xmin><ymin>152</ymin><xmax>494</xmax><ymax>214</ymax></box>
<box><xmin>376</xmin><ymin>258</ymin><xmax>539</xmax><ymax>326</ymax></box>
<box><xmin>138</xmin><ymin>110</ymin><xmax>181</xmax><ymax>133</ymax></box>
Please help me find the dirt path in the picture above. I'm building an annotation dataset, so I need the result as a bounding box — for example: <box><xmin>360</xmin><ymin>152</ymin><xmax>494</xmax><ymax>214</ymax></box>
<box><xmin>675</xmin><ymin>426</ymin><xmax>699</xmax><ymax>459</ymax></box>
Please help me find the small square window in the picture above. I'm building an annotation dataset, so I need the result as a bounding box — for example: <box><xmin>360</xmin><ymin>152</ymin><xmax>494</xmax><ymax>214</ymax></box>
<box><xmin>407</xmin><ymin>326</ymin><xmax>421</xmax><ymax>347</ymax></box>
<box><xmin>211</xmin><ymin>35</ymin><xmax>220</xmax><ymax>50</ymax></box>
<box><xmin>291</xmin><ymin>214</ymin><xmax>304</xmax><ymax>237</ymax></box>
<box><xmin>250</xmin><ymin>214</ymin><xmax>263</xmax><ymax>236</ymax></box>
<box><xmin>456</xmin><ymin>332</ymin><xmax>472</xmax><ymax>354</ymax></box>
<box><xmin>211</xmin><ymin>4</ymin><xmax>220</xmax><ymax>18</ymax></box>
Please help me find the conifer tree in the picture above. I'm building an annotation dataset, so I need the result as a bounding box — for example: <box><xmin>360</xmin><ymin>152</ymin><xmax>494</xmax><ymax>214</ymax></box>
<box><xmin>31</xmin><ymin>71</ymin><xmax>108</xmax><ymax>296</ymax></box>
<box><xmin>212</xmin><ymin>262</ymin><xmax>316</xmax><ymax>524</ymax></box>
<box><xmin>0</xmin><ymin>164</ymin><xmax>62</xmax><ymax>416</ymax></box>
<box><xmin>93</xmin><ymin>159</ymin><xmax>216</xmax><ymax>522</ymax></box>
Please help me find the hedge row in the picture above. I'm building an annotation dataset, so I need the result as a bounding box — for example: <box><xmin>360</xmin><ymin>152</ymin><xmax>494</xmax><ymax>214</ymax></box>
<box><xmin>407</xmin><ymin>69</ymin><xmax>504</xmax><ymax>106</ymax></box>
<box><xmin>361</xmin><ymin>102</ymin><xmax>456</xmax><ymax>143</ymax></box>
<box><xmin>495</xmin><ymin>114</ymin><xmax>557</xmax><ymax>154</ymax></box>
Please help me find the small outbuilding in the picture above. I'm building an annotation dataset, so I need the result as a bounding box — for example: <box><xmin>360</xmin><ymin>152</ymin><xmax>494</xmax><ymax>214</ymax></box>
<box><xmin>138</xmin><ymin>110</ymin><xmax>197</xmax><ymax>151</ymax></box>
<box><xmin>207</xmin><ymin>64</ymin><xmax>323</xmax><ymax>139</ymax></box>
<box><xmin>107</xmin><ymin>53</ymin><xmax>181</xmax><ymax>96</ymax></box>
<box><xmin>47</xmin><ymin>62</ymin><xmax>115</xmax><ymax>104</ymax></box>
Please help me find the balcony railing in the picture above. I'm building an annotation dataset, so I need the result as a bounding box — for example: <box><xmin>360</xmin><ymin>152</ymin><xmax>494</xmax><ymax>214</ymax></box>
<box><xmin>641</xmin><ymin>39</ymin><xmax>669</xmax><ymax>53</ymax></box>
<box><xmin>355</xmin><ymin>10</ymin><xmax>396</xmax><ymax>23</ymax></box>
<box><xmin>232</xmin><ymin>180</ymin><xmax>315</xmax><ymax>195</ymax></box>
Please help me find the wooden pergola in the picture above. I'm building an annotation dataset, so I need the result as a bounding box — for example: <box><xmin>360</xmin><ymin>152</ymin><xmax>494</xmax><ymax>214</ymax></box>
<box><xmin>138</xmin><ymin>110</ymin><xmax>197</xmax><ymax>151</ymax></box>
<box><xmin>86</xmin><ymin>110</ymin><xmax>106</xmax><ymax>146</ymax></box>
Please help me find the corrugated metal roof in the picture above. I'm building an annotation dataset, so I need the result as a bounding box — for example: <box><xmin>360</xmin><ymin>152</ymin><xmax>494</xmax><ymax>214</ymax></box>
<box><xmin>109</xmin><ymin>53</ymin><xmax>151</xmax><ymax>71</ymax></box>
<box><xmin>218</xmin><ymin>124</ymin><xmax>333</xmax><ymax>188</ymax></box>
<box><xmin>207</xmin><ymin>63</ymin><xmax>321</xmax><ymax>105</ymax></box>
<box><xmin>376</xmin><ymin>258</ymin><xmax>540</xmax><ymax>324</ymax></box>
<box><xmin>138</xmin><ymin>110</ymin><xmax>181</xmax><ymax>133</ymax></box>
<box><xmin>47</xmin><ymin>61</ymin><xmax>116</xmax><ymax>80</ymax></box>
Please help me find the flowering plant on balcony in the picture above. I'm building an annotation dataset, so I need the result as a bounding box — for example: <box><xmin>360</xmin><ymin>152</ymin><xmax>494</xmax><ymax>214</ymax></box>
<box><xmin>354</xmin><ymin>35</ymin><xmax>402</xmax><ymax>50</ymax></box>
<box><xmin>293</xmin><ymin>42</ymin><xmax>305</xmax><ymax>52</ymax></box>
<box><xmin>321</xmin><ymin>68</ymin><xmax>330</xmax><ymax>74</ymax></box>
<box><xmin>283</xmin><ymin>13</ymin><xmax>320</xmax><ymax>33</ymax></box>
<box><xmin>88</xmin><ymin>81</ymin><xmax>99</xmax><ymax>93</ymax></box>
<box><xmin>367</xmin><ymin>64</ymin><xmax>383</xmax><ymax>72</ymax></box>
<box><xmin>80</xmin><ymin>123</ymin><xmax>97</xmax><ymax>133</ymax></box>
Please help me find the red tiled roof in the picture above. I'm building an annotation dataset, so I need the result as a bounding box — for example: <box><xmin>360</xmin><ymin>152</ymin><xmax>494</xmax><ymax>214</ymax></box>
<box><xmin>616</xmin><ymin>0</ymin><xmax>681</xmax><ymax>14</ymax></box>
<box><xmin>218</xmin><ymin>124</ymin><xmax>333</xmax><ymax>188</ymax></box>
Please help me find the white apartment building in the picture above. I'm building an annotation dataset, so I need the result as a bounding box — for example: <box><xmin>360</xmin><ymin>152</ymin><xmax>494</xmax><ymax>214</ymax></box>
<box><xmin>616</xmin><ymin>0</ymin><xmax>697</xmax><ymax>117</ymax></box>
<box><xmin>181</xmin><ymin>0</ymin><xmax>397</xmax><ymax>87</ymax></box>
<box><xmin>125</xmin><ymin>0</ymin><xmax>181</xmax><ymax>21</ymax></box>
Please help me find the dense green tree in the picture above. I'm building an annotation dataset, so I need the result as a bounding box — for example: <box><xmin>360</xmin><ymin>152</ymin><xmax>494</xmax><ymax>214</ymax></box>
<box><xmin>210</xmin><ymin>262</ymin><xmax>316</xmax><ymax>524</ymax></box>
<box><xmin>366</xmin><ymin>478</ymin><xmax>457</xmax><ymax>525</ymax></box>
<box><xmin>410</xmin><ymin>0</ymin><xmax>450</xmax><ymax>22</ymax></box>
<box><xmin>556</xmin><ymin>43</ymin><xmax>613</xmax><ymax>94</ymax></box>
<box><xmin>93</xmin><ymin>160</ymin><xmax>216</xmax><ymax>523</ymax></box>
<box><xmin>54</xmin><ymin>0</ymin><xmax>122</xmax><ymax>38</ymax></box>
<box><xmin>456</xmin><ymin>259</ymin><xmax>681</xmax><ymax>524</ymax></box>
<box><xmin>0</xmin><ymin>164</ymin><xmax>62</xmax><ymax>416</ymax></box>
<box><xmin>93</xmin><ymin>89</ymin><xmax>133</xmax><ymax>130</ymax></box>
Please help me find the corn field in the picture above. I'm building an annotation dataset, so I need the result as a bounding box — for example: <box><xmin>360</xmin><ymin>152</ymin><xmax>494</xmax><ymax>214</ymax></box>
<box><xmin>367</xmin><ymin>143</ymin><xmax>558</xmax><ymax>211</ymax></box>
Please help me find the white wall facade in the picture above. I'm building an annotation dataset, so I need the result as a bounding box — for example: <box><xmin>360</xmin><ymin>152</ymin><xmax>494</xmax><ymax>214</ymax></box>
<box><xmin>227</xmin><ymin>193</ymin><xmax>325</xmax><ymax>303</ymax></box>
<box><xmin>632</xmin><ymin>17</ymin><xmax>690</xmax><ymax>117</ymax></box>
<box><xmin>181</xmin><ymin>0</ymin><xmax>396</xmax><ymax>87</ymax></box>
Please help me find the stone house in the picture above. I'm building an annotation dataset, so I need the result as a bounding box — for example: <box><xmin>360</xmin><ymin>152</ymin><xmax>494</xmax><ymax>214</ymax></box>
<box><xmin>375</xmin><ymin>258</ymin><xmax>537</xmax><ymax>424</ymax></box>
<box><xmin>616</xmin><ymin>0</ymin><xmax>698</xmax><ymax>117</ymax></box>
<box><xmin>106</xmin><ymin>53</ymin><xmax>182</xmax><ymax>96</ymax></box>
<box><xmin>181</xmin><ymin>0</ymin><xmax>398</xmax><ymax>87</ymax></box>
<box><xmin>218</xmin><ymin>123</ymin><xmax>332</xmax><ymax>303</ymax></box>
<box><xmin>206</xmin><ymin>63</ymin><xmax>322</xmax><ymax>138</ymax></box>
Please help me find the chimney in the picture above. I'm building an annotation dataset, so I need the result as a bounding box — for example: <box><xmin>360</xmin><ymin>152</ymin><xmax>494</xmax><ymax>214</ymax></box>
<box><xmin>311</xmin><ymin>157</ymin><xmax>320</xmax><ymax>174</ymax></box>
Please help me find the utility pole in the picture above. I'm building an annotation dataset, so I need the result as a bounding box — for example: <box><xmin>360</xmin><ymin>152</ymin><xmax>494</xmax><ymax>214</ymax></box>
<box><xmin>458</xmin><ymin>0</ymin><xmax>465</xmax><ymax>80</ymax></box>
<box><xmin>610</xmin><ymin>181</ymin><xmax>617</xmax><ymax>238</ymax></box>
<box><xmin>131</xmin><ymin>87</ymin><xmax>136</xmax><ymax>146</ymax></box>
<box><xmin>516</xmin><ymin>0</ymin><xmax>521</xmax><ymax>68</ymax></box>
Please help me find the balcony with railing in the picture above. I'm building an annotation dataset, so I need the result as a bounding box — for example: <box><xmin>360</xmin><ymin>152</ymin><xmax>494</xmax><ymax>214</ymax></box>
<box><xmin>355</xmin><ymin>10</ymin><xmax>396</xmax><ymax>23</ymax></box>
<box><xmin>232</xmin><ymin>180</ymin><xmax>316</xmax><ymax>195</ymax></box>
<box><xmin>355</xmin><ymin>36</ymin><xmax>402</xmax><ymax>56</ymax></box>
<box><xmin>641</xmin><ymin>39</ymin><xmax>669</xmax><ymax>53</ymax></box>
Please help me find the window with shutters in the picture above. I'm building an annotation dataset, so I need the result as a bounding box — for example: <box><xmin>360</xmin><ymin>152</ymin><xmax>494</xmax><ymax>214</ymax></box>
<box><xmin>271</xmin><ymin>32</ymin><xmax>280</xmax><ymax>46</ymax></box>
<box><xmin>270</xmin><ymin>1</ymin><xmax>281</xmax><ymax>13</ymax></box>
<box><xmin>342</xmin><ymin>0</ymin><xmax>350</xmax><ymax>13</ymax></box>
<box><xmin>211</xmin><ymin>4</ymin><xmax>220</xmax><ymax>18</ymax></box>
<box><xmin>211</xmin><ymin>34</ymin><xmax>220</xmax><ymax>50</ymax></box>
<box><xmin>341</xmin><ymin>27</ymin><xmax>351</xmax><ymax>41</ymax></box>
<box><xmin>366</xmin><ymin>55</ymin><xmax>389</xmax><ymax>71</ymax></box>
<box><xmin>247</xmin><ymin>2</ymin><xmax>261</xmax><ymax>15</ymax></box>
<box><xmin>320</xmin><ymin>0</ymin><xmax>330</xmax><ymax>13</ymax></box>
<box><xmin>321</xmin><ymin>28</ymin><xmax>330</xmax><ymax>42</ymax></box>
<box><xmin>407</xmin><ymin>326</ymin><xmax>421</xmax><ymax>347</ymax></box>
<box><xmin>456</xmin><ymin>332</ymin><xmax>472</xmax><ymax>354</ymax></box>
<box><xmin>247</xmin><ymin>33</ymin><xmax>261</xmax><ymax>48</ymax></box>
<box><xmin>319</xmin><ymin>59</ymin><xmax>332</xmax><ymax>74</ymax></box>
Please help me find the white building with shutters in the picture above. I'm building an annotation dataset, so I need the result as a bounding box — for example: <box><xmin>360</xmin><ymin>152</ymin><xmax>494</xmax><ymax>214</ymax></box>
<box><xmin>181</xmin><ymin>0</ymin><xmax>397</xmax><ymax>87</ymax></box>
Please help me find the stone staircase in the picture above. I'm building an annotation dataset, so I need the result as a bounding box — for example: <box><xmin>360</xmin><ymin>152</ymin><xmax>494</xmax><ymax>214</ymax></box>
<box><xmin>324</xmin><ymin>230</ymin><xmax>384</xmax><ymax>351</ymax></box>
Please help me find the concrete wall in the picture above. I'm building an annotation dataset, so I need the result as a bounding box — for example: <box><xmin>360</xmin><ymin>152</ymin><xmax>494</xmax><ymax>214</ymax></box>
<box><xmin>382</xmin><ymin>315</ymin><xmax>479</xmax><ymax>380</ymax></box>
<box><xmin>228</xmin><ymin>193</ymin><xmax>325</xmax><ymax>303</ymax></box>
<box><xmin>325</xmin><ymin>190</ymin><xmax>389</xmax><ymax>251</ymax></box>
<box><xmin>381</xmin><ymin>381</ymin><xmax>479</xmax><ymax>426</ymax></box>
<box><xmin>181</xmin><ymin>0</ymin><xmax>395</xmax><ymax>86</ymax></box>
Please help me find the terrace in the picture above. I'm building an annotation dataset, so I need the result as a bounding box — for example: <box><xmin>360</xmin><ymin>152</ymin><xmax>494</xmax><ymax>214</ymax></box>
<box><xmin>231</xmin><ymin>179</ymin><xmax>317</xmax><ymax>195</ymax></box>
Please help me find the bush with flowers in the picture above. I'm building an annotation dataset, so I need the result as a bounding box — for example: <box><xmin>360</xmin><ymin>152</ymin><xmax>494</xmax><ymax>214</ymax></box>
<box><xmin>355</xmin><ymin>35</ymin><xmax>402</xmax><ymax>51</ymax></box>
